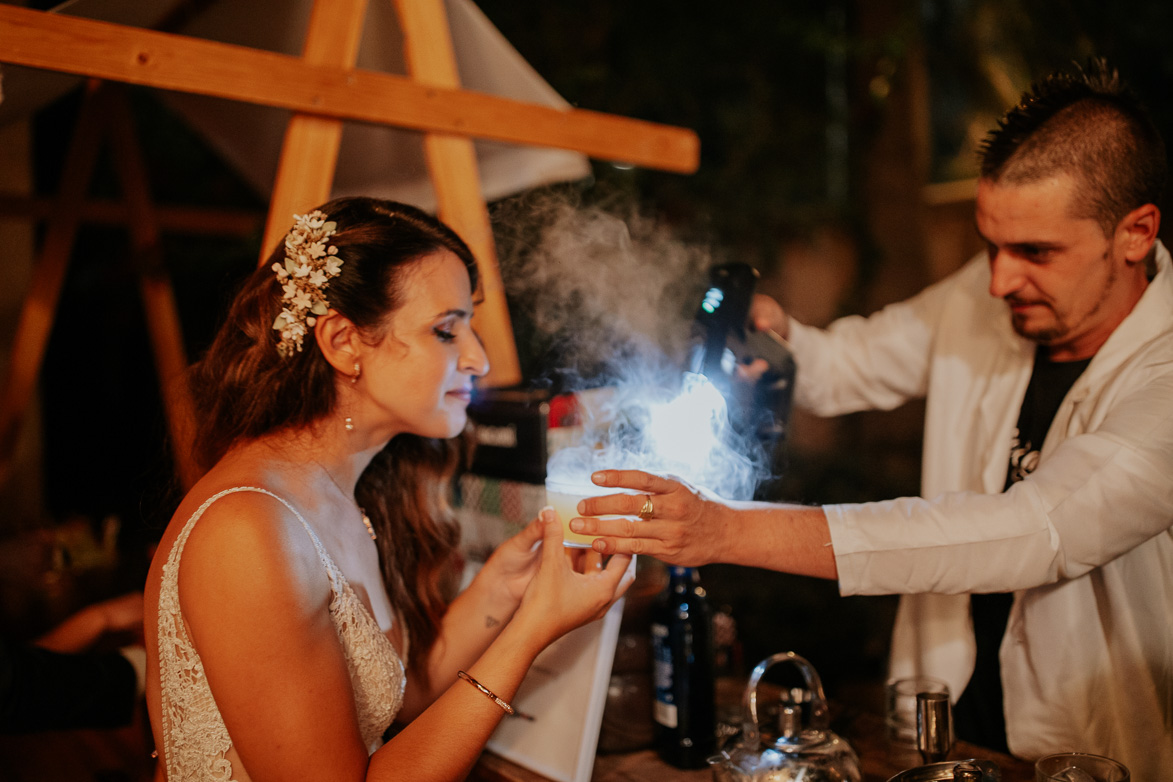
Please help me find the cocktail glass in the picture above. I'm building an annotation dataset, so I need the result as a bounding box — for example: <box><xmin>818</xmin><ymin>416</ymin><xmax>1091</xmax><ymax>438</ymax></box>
<box><xmin>544</xmin><ymin>478</ymin><xmax>636</xmax><ymax>548</ymax></box>
<box><xmin>1035</xmin><ymin>753</ymin><xmax>1129</xmax><ymax>782</ymax></box>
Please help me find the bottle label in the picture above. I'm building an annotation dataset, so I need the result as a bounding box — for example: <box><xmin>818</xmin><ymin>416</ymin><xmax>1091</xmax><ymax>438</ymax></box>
<box><xmin>654</xmin><ymin>699</ymin><xmax>678</xmax><ymax>728</ymax></box>
<box><xmin>651</xmin><ymin>622</ymin><xmax>678</xmax><ymax>728</ymax></box>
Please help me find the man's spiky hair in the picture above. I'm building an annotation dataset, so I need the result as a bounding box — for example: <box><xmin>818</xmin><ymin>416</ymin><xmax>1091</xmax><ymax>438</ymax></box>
<box><xmin>979</xmin><ymin>58</ymin><xmax>1166</xmax><ymax>235</ymax></box>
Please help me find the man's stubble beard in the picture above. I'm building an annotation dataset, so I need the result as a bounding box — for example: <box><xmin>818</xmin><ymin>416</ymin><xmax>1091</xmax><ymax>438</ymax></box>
<box><xmin>1009</xmin><ymin>251</ymin><xmax>1115</xmax><ymax>347</ymax></box>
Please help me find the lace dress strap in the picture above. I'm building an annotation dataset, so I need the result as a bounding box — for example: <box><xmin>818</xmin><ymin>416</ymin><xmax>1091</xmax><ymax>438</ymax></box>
<box><xmin>165</xmin><ymin>486</ymin><xmax>348</xmax><ymax>595</ymax></box>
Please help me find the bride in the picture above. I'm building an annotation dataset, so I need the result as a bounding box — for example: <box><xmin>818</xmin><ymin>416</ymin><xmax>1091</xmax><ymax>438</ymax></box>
<box><xmin>144</xmin><ymin>197</ymin><xmax>633</xmax><ymax>781</ymax></box>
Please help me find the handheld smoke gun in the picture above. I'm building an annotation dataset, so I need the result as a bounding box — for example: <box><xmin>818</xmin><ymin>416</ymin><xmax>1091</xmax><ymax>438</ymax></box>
<box><xmin>689</xmin><ymin>263</ymin><xmax>795</xmax><ymax>408</ymax></box>
<box><xmin>687</xmin><ymin>263</ymin><xmax>796</xmax><ymax>497</ymax></box>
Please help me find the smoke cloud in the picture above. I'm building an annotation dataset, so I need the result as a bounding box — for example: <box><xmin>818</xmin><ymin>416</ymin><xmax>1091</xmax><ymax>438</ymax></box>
<box><xmin>493</xmin><ymin>190</ymin><xmax>770</xmax><ymax>501</ymax></box>
<box><xmin>494</xmin><ymin>190</ymin><xmax>707</xmax><ymax>381</ymax></box>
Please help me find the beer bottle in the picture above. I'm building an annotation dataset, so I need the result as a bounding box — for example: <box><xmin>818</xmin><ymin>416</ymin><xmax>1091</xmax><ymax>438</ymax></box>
<box><xmin>651</xmin><ymin>566</ymin><xmax>715</xmax><ymax>768</ymax></box>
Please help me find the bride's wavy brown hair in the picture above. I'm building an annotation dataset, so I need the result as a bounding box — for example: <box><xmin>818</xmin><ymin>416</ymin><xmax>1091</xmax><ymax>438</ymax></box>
<box><xmin>189</xmin><ymin>197</ymin><xmax>476</xmax><ymax>673</ymax></box>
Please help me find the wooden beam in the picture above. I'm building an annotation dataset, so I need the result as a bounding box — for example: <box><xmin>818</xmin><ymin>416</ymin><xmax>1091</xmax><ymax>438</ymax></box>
<box><xmin>0</xmin><ymin>5</ymin><xmax>699</xmax><ymax>174</ymax></box>
<box><xmin>0</xmin><ymin>81</ymin><xmax>107</xmax><ymax>484</ymax></box>
<box><xmin>395</xmin><ymin>0</ymin><xmax>519</xmax><ymax>387</ymax></box>
<box><xmin>260</xmin><ymin>0</ymin><xmax>369</xmax><ymax>259</ymax></box>
<box><xmin>106</xmin><ymin>85</ymin><xmax>202</xmax><ymax>490</ymax></box>
<box><xmin>0</xmin><ymin>194</ymin><xmax>262</xmax><ymax>235</ymax></box>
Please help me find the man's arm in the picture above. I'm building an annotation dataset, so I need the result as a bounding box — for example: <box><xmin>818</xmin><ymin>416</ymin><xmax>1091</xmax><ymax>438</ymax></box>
<box><xmin>579</xmin><ymin>352</ymin><xmax>1173</xmax><ymax>596</ymax></box>
<box><xmin>34</xmin><ymin>592</ymin><xmax>143</xmax><ymax>654</ymax></box>
<box><xmin>832</xmin><ymin>361</ymin><xmax>1173</xmax><ymax>596</ymax></box>
<box><xmin>574</xmin><ymin>470</ymin><xmax>838</xmax><ymax>578</ymax></box>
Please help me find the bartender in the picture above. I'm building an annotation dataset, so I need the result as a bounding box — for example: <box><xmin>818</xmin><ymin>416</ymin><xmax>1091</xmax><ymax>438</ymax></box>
<box><xmin>571</xmin><ymin>58</ymin><xmax>1173</xmax><ymax>780</ymax></box>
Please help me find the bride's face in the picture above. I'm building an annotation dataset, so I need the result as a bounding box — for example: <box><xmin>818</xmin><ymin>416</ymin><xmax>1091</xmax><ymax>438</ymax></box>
<box><xmin>357</xmin><ymin>250</ymin><xmax>488</xmax><ymax>440</ymax></box>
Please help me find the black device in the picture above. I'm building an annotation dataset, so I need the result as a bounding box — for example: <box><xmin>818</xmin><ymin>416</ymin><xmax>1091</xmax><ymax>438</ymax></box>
<box><xmin>687</xmin><ymin>262</ymin><xmax>796</xmax><ymax>499</ymax></box>
<box><xmin>463</xmin><ymin>388</ymin><xmax>552</xmax><ymax>485</ymax></box>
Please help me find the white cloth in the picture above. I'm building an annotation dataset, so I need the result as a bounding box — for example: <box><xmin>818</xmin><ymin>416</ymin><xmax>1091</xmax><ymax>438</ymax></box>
<box><xmin>156</xmin><ymin>487</ymin><xmax>406</xmax><ymax>781</ymax></box>
<box><xmin>789</xmin><ymin>242</ymin><xmax>1173</xmax><ymax>779</ymax></box>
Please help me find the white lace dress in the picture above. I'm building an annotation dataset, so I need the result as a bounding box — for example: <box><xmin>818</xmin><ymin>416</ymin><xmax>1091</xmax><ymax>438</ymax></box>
<box><xmin>156</xmin><ymin>487</ymin><xmax>406</xmax><ymax>781</ymax></box>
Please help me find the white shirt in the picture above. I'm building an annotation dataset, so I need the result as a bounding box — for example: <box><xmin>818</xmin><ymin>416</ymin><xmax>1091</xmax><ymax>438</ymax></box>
<box><xmin>788</xmin><ymin>242</ymin><xmax>1173</xmax><ymax>779</ymax></box>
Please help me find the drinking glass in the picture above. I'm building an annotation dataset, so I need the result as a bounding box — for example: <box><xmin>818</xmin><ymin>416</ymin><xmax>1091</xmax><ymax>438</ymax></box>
<box><xmin>885</xmin><ymin>676</ymin><xmax>950</xmax><ymax>747</ymax></box>
<box><xmin>1035</xmin><ymin>752</ymin><xmax>1130</xmax><ymax>781</ymax></box>
<box><xmin>544</xmin><ymin>478</ymin><xmax>636</xmax><ymax>548</ymax></box>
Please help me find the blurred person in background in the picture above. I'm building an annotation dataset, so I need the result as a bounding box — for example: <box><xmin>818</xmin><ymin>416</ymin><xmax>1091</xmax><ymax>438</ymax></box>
<box><xmin>1</xmin><ymin>591</ymin><xmax>144</xmax><ymax>733</ymax></box>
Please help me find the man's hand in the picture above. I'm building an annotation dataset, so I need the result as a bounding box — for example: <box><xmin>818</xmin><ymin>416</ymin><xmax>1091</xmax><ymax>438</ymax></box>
<box><xmin>750</xmin><ymin>293</ymin><xmax>789</xmax><ymax>338</ymax></box>
<box><xmin>570</xmin><ymin>470</ymin><xmax>839</xmax><ymax>580</ymax></box>
<box><xmin>569</xmin><ymin>470</ymin><xmax>730</xmax><ymax>566</ymax></box>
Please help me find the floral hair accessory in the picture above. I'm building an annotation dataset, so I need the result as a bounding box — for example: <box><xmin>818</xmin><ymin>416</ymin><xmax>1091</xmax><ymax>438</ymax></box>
<box><xmin>271</xmin><ymin>210</ymin><xmax>341</xmax><ymax>357</ymax></box>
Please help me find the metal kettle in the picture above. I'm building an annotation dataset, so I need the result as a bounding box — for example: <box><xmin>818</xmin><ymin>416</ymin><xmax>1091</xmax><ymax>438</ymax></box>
<box><xmin>708</xmin><ymin>652</ymin><xmax>862</xmax><ymax>782</ymax></box>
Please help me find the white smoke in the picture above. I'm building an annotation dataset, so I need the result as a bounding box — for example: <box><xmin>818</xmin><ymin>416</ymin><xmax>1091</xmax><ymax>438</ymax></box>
<box><xmin>494</xmin><ymin>190</ymin><xmax>769</xmax><ymax>501</ymax></box>
<box><xmin>494</xmin><ymin>191</ymin><xmax>707</xmax><ymax>380</ymax></box>
<box><xmin>545</xmin><ymin>371</ymin><xmax>766</xmax><ymax>501</ymax></box>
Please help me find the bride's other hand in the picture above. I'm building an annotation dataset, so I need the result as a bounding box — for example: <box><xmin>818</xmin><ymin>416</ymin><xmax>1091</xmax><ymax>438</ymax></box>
<box><xmin>477</xmin><ymin>515</ymin><xmax>545</xmax><ymax>608</ymax></box>
<box><xmin>513</xmin><ymin>509</ymin><xmax>634</xmax><ymax>648</ymax></box>
<box><xmin>475</xmin><ymin>509</ymin><xmax>606</xmax><ymax>611</ymax></box>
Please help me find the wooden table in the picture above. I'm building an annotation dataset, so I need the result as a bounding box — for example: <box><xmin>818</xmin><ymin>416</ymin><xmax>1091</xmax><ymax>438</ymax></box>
<box><xmin>470</xmin><ymin>694</ymin><xmax>1036</xmax><ymax>782</ymax></box>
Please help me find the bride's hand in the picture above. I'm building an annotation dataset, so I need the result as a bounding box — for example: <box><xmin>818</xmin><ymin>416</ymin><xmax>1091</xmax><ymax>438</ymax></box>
<box><xmin>477</xmin><ymin>515</ymin><xmax>545</xmax><ymax>608</ymax></box>
<box><xmin>513</xmin><ymin>509</ymin><xmax>635</xmax><ymax>649</ymax></box>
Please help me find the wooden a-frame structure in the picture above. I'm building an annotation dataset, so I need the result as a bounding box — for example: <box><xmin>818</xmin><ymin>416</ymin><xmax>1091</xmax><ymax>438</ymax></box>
<box><xmin>0</xmin><ymin>1</ymin><xmax>699</xmax><ymax>489</ymax></box>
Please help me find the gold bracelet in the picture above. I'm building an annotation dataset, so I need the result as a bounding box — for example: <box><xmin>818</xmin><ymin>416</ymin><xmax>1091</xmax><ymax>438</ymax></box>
<box><xmin>457</xmin><ymin>670</ymin><xmax>515</xmax><ymax>715</ymax></box>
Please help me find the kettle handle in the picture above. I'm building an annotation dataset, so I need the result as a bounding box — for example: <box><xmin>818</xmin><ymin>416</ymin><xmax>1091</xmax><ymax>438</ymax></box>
<box><xmin>742</xmin><ymin>651</ymin><xmax>830</xmax><ymax>741</ymax></box>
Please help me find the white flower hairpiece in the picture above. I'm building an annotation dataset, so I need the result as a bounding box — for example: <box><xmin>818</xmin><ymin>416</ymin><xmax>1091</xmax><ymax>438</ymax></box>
<box><xmin>271</xmin><ymin>210</ymin><xmax>341</xmax><ymax>357</ymax></box>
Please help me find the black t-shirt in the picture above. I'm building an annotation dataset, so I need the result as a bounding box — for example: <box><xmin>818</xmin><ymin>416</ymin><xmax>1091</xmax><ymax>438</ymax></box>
<box><xmin>952</xmin><ymin>348</ymin><xmax>1091</xmax><ymax>752</ymax></box>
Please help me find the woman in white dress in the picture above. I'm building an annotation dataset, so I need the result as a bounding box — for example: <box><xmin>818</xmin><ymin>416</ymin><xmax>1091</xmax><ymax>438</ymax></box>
<box><xmin>143</xmin><ymin>198</ymin><xmax>633</xmax><ymax>781</ymax></box>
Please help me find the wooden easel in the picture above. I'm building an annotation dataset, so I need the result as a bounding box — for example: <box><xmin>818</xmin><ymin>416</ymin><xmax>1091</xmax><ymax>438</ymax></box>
<box><xmin>0</xmin><ymin>79</ymin><xmax>203</xmax><ymax>489</ymax></box>
<box><xmin>0</xmin><ymin>0</ymin><xmax>699</xmax><ymax>490</ymax></box>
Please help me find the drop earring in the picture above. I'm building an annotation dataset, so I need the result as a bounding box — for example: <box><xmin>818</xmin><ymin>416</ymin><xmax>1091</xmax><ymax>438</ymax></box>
<box><xmin>346</xmin><ymin>361</ymin><xmax>360</xmax><ymax>431</ymax></box>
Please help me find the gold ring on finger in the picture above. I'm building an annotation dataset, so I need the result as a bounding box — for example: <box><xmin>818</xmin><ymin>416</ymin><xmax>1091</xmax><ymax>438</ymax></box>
<box><xmin>637</xmin><ymin>495</ymin><xmax>654</xmax><ymax>520</ymax></box>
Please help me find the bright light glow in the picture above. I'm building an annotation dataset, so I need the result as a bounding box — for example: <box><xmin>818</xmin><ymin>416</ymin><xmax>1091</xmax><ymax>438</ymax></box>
<box><xmin>546</xmin><ymin>371</ymin><xmax>766</xmax><ymax>502</ymax></box>
<box><xmin>644</xmin><ymin>372</ymin><xmax>727</xmax><ymax>475</ymax></box>
<box><xmin>720</xmin><ymin>347</ymin><xmax>737</xmax><ymax>376</ymax></box>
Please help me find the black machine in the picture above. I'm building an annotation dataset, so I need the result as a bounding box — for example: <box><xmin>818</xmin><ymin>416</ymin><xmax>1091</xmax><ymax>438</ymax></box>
<box><xmin>687</xmin><ymin>262</ymin><xmax>796</xmax><ymax>499</ymax></box>
<box><xmin>463</xmin><ymin>388</ymin><xmax>556</xmax><ymax>485</ymax></box>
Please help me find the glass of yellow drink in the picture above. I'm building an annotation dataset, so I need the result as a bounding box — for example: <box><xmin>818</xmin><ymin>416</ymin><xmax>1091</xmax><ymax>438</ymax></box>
<box><xmin>544</xmin><ymin>478</ymin><xmax>635</xmax><ymax>548</ymax></box>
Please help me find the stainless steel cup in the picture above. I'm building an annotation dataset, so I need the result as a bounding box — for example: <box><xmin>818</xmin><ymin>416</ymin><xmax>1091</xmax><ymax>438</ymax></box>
<box><xmin>916</xmin><ymin>690</ymin><xmax>953</xmax><ymax>764</ymax></box>
<box><xmin>886</xmin><ymin>676</ymin><xmax>950</xmax><ymax>747</ymax></box>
